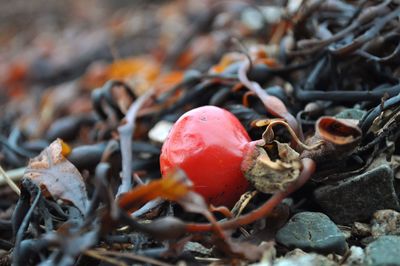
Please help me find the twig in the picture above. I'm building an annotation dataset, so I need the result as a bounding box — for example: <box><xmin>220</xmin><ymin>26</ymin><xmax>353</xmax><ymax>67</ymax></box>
<box><xmin>95</xmin><ymin>249</ymin><xmax>174</xmax><ymax>266</ymax></box>
<box><xmin>255</xmin><ymin>119</ymin><xmax>323</xmax><ymax>151</ymax></box>
<box><xmin>13</xmin><ymin>187</ymin><xmax>41</xmax><ymax>265</ymax></box>
<box><xmin>295</xmin><ymin>83</ymin><xmax>400</xmax><ymax>102</ymax></box>
<box><xmin>332</xmin><ymin>6</ymin><xmax>400</xmax><ymax>55</ymax></box>
<box><xmin>84</xmin><ymin>250</ymin><xmax>128</xmax><ymax>266</ymax></box>
<box><xmin>0</xmin><ymin>165</ymin><xmax>21</xmax><ymax>195</ymax></box>
<box><xmin>117</xmin><ymin>89</ymin><xmax>154</xmax><ymax>197</ymax></box>
<box><xmin>131</xmin><ymin>198</ymin><xmax>164</xmax><ymax>217</ymax></box>
<box><xmin>238</xmin><ymin>58</ymin><xmax>300</xmax><ymax>137</ymax></box>
<box><xmin>185</xmin><ymin>158</ymin><xmax>316</xmax><ymax>232</ymax></box>
<box><xmin>232</xmin><ymin>191</ymin><xmax>258</xmax><ymax>217</ymax></box>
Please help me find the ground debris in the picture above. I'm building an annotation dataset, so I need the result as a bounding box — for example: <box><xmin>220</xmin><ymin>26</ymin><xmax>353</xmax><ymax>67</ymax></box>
<box><xmin>1</xmin><ymin>0</ymin><xmax>400</xmax><ymax>265</ymax></box>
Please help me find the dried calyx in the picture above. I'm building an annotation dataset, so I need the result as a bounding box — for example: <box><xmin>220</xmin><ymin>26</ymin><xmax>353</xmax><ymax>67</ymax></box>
<box><xmin>301</xmin><ymin>116</ymin><xmax>362</xmax><ymax>163</ymax></box>
<box><xmin>241</xmin><ymin>139</ymin><xmax>302</xmax><ymax>193</ymax></box>
<box><xmin>241</xmin><ymin>116</ymin><xmax>362</xmax><ymax>193</ymax></box>
<box><xmin>241</xmin><ymin>119</ymin><xmax>308</xmax><ymax>194</ymax></box>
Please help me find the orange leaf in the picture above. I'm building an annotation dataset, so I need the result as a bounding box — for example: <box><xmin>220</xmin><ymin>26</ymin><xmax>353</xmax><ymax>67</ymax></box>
<box><xmin>119</xmin><ymin>171</ymin><xmax>190</xmax><ymax>213</ymax></box>
<box><xmin>154</xmin><ymin>71</ymin><xmax>184</xmax><ymax>93</ymax></box>
<box><xmin>107</xmin><ymin>57</ymin><xmax>160</xmax><ymax>82</ymax></box>
<box><xmin>209</xmin><ymin>52</ymin><xmax>243</xmax><ymax>74</ymax></box>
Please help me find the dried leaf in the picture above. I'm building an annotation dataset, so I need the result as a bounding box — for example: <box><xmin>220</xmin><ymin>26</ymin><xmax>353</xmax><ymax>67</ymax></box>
<box><xmin>119</xmin><ymin>170</ymin><xmax>228</xmax><ymax>243</ymax></box>
<box><xmin>118</xmin><ymin>169</ymin><xmax>190</xmax><ymax>213</ymax></box>
<box><xmin>107</xmin><ymin>57</ymin><xmax>161</xmax><ymax>95</ymax></box>
<box><xmin>209</xmin><ymin>52</ymin><xmax>243</xmax><ymax>73</ymax></box>
<box><xmin>119</xmin><ymin>168</ymin><xmax>213</xmax><ymax>219</ymax></box>
<box><xmin>23</xmin><ymin>139</ymin><xmax>89</xmax><ymax>214</ymax></box>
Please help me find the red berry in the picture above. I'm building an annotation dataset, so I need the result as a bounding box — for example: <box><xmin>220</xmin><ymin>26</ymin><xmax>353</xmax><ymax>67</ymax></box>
<box><xmin>160</xmin><ymin>106</ymin><xmax>250</xmax><ymax>207</ymax></box>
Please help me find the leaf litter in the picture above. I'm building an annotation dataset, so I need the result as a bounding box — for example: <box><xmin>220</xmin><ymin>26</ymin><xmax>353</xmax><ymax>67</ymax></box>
<box><xmin>0</xmin><ymin>0</ymin><xmax>400</xmax><ymax>265</ymax></box>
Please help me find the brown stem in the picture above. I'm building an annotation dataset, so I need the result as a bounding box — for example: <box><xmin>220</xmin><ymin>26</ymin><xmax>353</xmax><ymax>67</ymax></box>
<box><xmin>238</xmin><ymin>59</ymin><xmax>301</xmax><ymax>139</ymax></box>
<box><xmin>185</xmin><ymin>158</ymin><xmax>316</xmax><ymax>232</ymax></box>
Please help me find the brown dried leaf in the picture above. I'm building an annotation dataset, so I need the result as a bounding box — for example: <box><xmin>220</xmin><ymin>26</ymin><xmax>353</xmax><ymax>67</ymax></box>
<box><xmin>118</xmin><ymin>169</ymin><xmax>190</xmax><ymax>213</ymax></box>
<box><xmin>23</xmin><ymin>139</ymin><xmax>89</xmax><ymax>214</ymax></box>
<box><xmin>119</xmin><ymin>170</ymin><xmax>231</xmax><ymax>247</ymax></box>
<box><xmin>119</xmin><ymin>169</ymin><xmax>214</xmax><ymax>219</ymax></box>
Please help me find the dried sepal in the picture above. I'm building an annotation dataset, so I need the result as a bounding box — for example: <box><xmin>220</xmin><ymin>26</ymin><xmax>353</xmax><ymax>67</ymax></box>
<box><xmin>256</xmin><ymin>119</ymin><xmax>323</xmax><ymax>151</ymax></box>
<box><xmin>241</xmin><ymin>140</ymin><xmax>302</xmax><ymax>193</ymax></box>
<box><xmin>317</xmin><ymin>117</ymin><xmax>361</xmax><ymax>145</ymax></box>
<box><xmin>301</xmin><ymin>116</ymin><xmax>362</xmax><ymax>162</ymax></box>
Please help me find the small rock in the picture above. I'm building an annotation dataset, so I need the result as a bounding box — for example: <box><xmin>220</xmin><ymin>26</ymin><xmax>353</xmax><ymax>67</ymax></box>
<box><xmin>148</xmin><ymin>120</ymin><xmax>173</xmax><ymax>144</ymax></box>
<box><xmin>314</xmin><ymin>165</ymin><xmax>400</xmax><ymax>224</ymax></box>
<box><xmin>335</xmin><ymin>108</ymin><xmax>366</xmax><ymax>120</ymax></box>
<box><xmin>276</xmin><ymin>212</ymin><xmax>348</xmax><ymax>255</ymax></box>
<box><xmin>364</xmin><ymin>236</ymin><xmax>400</xmax><ymax>266</ymax></box>
<box><xmin>371</xmin><ymin>209</ymin><xmax>400</xmax><ymax>238</ymax></box>
<box><xmin>273</xmin><ymin>249</ymin><xmax>338</xmax><ymax>266</ymax></box>
<box><xmin>360</xmin><ymin>236</ymin><xmax>375</xmax><ymax>246</ymax></box>
<box><xmin>338</xmin><ymin>225</ymin><xmax>352</xmax><ymax>240</ymax></box>
<box><xmin>183</xmin><ymin>241</ymin><xmax>212</xmax><ymax>256</ymax></box>
<box><xmin>343</xmin><ymin>246</ymin><xmax>364</xmax><ymax>266</ymax></box>
<box><xmin>352</xmin><ymin>222</ymin><xmax>371</xmax><ymax>237</ymax></box>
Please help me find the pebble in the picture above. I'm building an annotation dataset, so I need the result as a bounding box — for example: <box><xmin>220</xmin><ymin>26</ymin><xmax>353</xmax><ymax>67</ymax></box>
<box><xmin>344</xmin><ymin>246</ymin><xmax>364</xmax><ymax>266</ymax></box>
<box><xmin>371</xmin><ymin>209</ymin><xmax>400</xmax><ymax>238</ymax></box>
<box><xmin>335</xmin><ymin>108</ymin><xmax>366</xmax><ymax>120</ymax></box>
<box><xmin>351</xmin><ymin>222</ymin><xmax>371</xmax><ymax>237</ymax></box>
<box><xmin>364</xmin><ymin>236</ymin><xmax>400</xmax><ymax>266</ymax></box>
<box><xmin>276</xmin><ymin>212</ymin><xmax>348</xmax><ymax>255</ymax></box>
<box><xmin>148</xmin><ymin>120</ymin><xmax>173</xmax><ymax>144</ymax></box>
<box><xmin>314</xmin><ymin>165</ymin><xmax>400</xmax><ymax>224</ymax></box>
<box><xmin>183</xmin><ymin>241</ymin><xmax>212</xmax><ymax>256</ymax></box>
<box><xmin>273</xmin><ymin>249</ymin><xmax>337</xmax><ymax>266</ymax></box>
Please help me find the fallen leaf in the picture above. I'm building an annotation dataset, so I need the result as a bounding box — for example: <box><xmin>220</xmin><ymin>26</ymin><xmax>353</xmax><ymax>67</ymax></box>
<box><xmin>23</xmin><ymin>139</ymin><xmax>89</xmax><ymax>214</ymax></box>
<box><xmin>118</xmin><ymin>169</ymin><xmax>190</xmax><ymax>213</ymax></box>
<box><xmin>118</xmin><ymin>170</ymin><xmax>230</xmax><ymax>247</ymax></box>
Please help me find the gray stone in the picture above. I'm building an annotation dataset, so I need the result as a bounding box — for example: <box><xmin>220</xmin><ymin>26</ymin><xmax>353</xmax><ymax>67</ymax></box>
<box><xmin>351</xmin><ymin>222</ymin><xmax>371</xmax><ymax>237</ymax></box>
<box><xmin>335</xmin><ymin>108</ymin><xmax>366</xmax><ymax>120</ymax></box>
<box><xmin>183</xmin><ymin>241</ymin><xmax>212</xmax><ymax>256</ymax></box>
<box><xmin>276</xmin><ymin>212</ymin><xmax>348</xmax><ymax>255</ymax></box>
<box><xmin>371</xmin><ymin>209</ymin><xmax>400</xmax><ymax>238</ymax></box>
<box><xmin>364</xmin><ymin>236</ymin><xmax>400</xmax><ymax>266</ymax></box>
<box><xmin>314</xmin><ymin>165</ymin><xmax>400</xmax><ymax>224</ymax></box>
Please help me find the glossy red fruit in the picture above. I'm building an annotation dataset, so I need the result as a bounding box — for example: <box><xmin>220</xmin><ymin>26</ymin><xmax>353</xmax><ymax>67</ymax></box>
<box><xmin>160</xmin><ymin>106</ymin><xmax>250</xmax><ymax>207</ymax></box>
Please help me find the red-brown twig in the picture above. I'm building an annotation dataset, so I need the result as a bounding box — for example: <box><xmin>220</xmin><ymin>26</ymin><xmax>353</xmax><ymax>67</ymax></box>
<box><xmin>238</xmin><ymin>59</ymin><xmax>301</xmax><ymax>139</ymax></box>
<box><xmin>185</xmin><ymin>158</ymin><xmax>315</xmax><ymax>232</ymax></box>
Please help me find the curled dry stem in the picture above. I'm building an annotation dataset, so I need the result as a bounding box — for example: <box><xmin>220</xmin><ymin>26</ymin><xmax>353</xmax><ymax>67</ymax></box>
<box><xmin>255</xmin><ymin>119</ymin><xmax>324</xmax><ymax>151</ymax></box>
<box><xmin>0</xmin><ymin>165</ymin><xmax>20</xmax><ymax>195</ymax></box>
<box><xmin>238</xmin><ymin>58</ymin><xmax>301</xmax><ymax>138</ymax></box>
<box><xmin>185</xmin><ymin>158</ymin><xmax>316</xmax><ymax>232</ymax></box>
